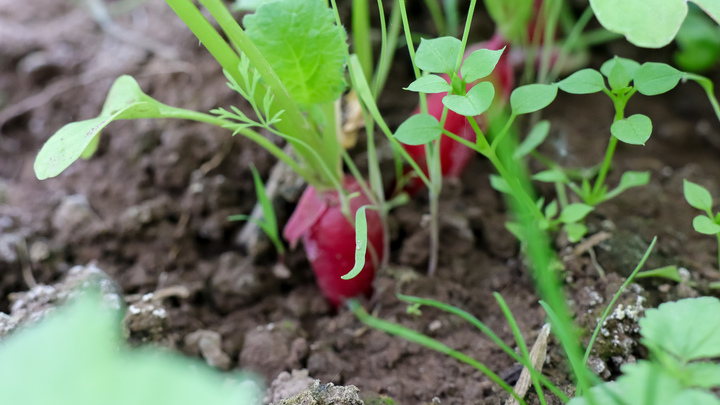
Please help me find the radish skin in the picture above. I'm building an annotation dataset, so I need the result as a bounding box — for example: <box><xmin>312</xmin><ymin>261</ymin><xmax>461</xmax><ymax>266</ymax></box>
<box><xmin>283</xmin><ymin>176</ymin><xmax>383</xmax><ymax>307</ymax></box>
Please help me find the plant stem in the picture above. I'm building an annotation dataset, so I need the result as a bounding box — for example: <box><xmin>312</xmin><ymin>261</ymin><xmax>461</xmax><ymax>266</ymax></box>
<box><xmin>548</xmin><ymin>6</ymin><xmax>593</xmax><ymax>82</ymax></box>
<box><xmin>353</xmin><ymin>0</ymin><xmax>373</xmax><ymax>83</ymax></box>
<box><xmin>684</xmin><ymin>73</ymin><xmax>720</xmax><ymax>124</ymax></box>
<box><xmin>591</xmin><ymin>92</ymin><xmax>626</xmax><ymax>198</ymax></box>
<box><xmin>423</xmin><ymin>0</ymin><xmax>446</xmax><ymax>35</ymax></box>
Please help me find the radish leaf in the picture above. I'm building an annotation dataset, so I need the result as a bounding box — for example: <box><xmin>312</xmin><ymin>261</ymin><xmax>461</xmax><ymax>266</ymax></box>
<box><xmin>243</xmin><ymin>0</ymin><xmax>348</xmax><ymax>106</ymax></box>
<box><xmin>394</xmin><ymin>114</ymin><xmax>442</xmax><ymax>145</ymax></box>
<box><xmin>442</xmin><ymin>81</ymin><xmax>495</xmax><ymax>116</ymax></box>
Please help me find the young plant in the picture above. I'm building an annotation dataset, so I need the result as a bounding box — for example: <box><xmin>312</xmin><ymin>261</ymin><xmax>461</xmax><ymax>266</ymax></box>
<box><xmin>228</xmin><ymin>165</ymin><xmax>285</xmax><ymax>257</ymax></box>
<box><xmin>683</xmin><ymin>179</ymin><xmax>720</xmax><ymax>272</ymax></box>
<box><xmin>33</xmin><ymin>0</ymin><xmax>388</xmax><ymax>308</ymax></box>
<box><xmin>570</xmin><ymin>297</ymin><xmax>720</xmax><ymax>405</ymax></box>
<box><xmin>0</xmin><ymin>292</ymin><xmax>262</xmax><ymax>404</ymax></box>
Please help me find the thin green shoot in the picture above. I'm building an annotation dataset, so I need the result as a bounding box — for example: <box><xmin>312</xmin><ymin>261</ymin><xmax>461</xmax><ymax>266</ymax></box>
<box><xmin>352</xmin><ymin>0</ymin><xmax>373</xmax><ymax>83</ymax></box>
<box><xmin>582</xmin><ymin>236</ymin><xmax>657</xmax><ymax>365</ymax></box>
<box><xmin>228</xmin><ymin>165</ymin><xmax>285</xmax><ymax>256</ymax></box>
<box><xmin>422</xmin><ymin>0</ymin><xmax>446</xmax><ymax>36</ymax></box>
<box><xmin>494</xmin><ymin>293</ymin><xmax>548</xmax><ymax>405</ymax></box>
<box><xmin>347</xmin><ymin>299</ymin><xmax>530</xmax><ymax>405</ymax></box>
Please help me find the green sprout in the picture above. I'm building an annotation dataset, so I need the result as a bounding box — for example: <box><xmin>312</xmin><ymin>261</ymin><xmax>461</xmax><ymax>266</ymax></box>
<box><xmin>228</xmin><ymin>165</ymin><xmax>285</xmax><ymax>257</ymax></box>
<box><xmin>684</xmin><ymin>179</ymin><xmax>720</xmax><ymax>272</ymax></box>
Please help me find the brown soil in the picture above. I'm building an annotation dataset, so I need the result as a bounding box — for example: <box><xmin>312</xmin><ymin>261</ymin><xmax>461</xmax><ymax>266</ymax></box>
<box><xmin>2</xmin><ymin>0</ymin><xmax>720</xmax><ymax>404</ymax></box>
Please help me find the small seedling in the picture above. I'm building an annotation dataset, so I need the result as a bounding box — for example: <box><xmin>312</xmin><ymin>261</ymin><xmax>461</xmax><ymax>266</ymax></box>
<box><xmin>683</xmin><ymin>179</ymin><xmax>720</xmax><ymax>271</ymax></box>
<box><xmin>228</xmin><ymin>165</ymin><xmax>285</xmax><ymax>257</ymax></box>
<box><xmin>570</xmin><ymin>297</ymin><xmax>720</xmax><ymax>405</ymax></box>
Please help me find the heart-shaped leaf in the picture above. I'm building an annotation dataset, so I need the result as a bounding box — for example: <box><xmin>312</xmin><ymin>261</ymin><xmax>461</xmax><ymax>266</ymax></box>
<box><xmin>558</xmin><ymin>69</ymin><xmax>606</xmax><ymax>94</ymax></box>
<box><xmin>415</xmin><ymin>36</ymin><xmax>462</xmax><ymax>74</ymax></box>
<box><xmin>405</xmin><ymin>75</ymin><xmax>452</xmax><ymax>93</ymax></box>
<box><xmin>693</xmin><ymin>215</ymin><xmax>720</xmax><ymax>234</ymax></box>
<box><xmin>510</xmin><ymin>84</ymin><xmax>558</xmax><ymax>115</ymax></box>
<box><xmin>634</xmin><ymin>62</ymin><xmax>684</xmax><ymax>96</ymax></box>
<box><xmin>442</xmin><ymin>81</ymin><xmax>495</xmax><ymax>116</ymax></box>
<box><xmin>393</xmin><ymin>113</ymin><xmax>442</xmax><ymax>145</ymax></box>
<box><xmin>611</xmin><ymin>114</ymin><xmax>652</xmax><ymax>145</ymax></box>
<box><xmin>461</xmin><ymin>48</ymin><xmax>505</xmax><ymax>82</ymax></box>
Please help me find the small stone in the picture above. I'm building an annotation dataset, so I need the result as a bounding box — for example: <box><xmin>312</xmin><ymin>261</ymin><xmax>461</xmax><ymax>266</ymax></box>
<box><xmin>184</xmin><ymin>330</ymin><xmax>232</xmax><ymax>370</ymax></box>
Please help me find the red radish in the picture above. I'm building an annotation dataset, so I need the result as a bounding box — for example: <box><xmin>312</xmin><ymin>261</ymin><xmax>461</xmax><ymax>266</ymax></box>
<box><xmin>283</xmin><ymin>175</ymin><xmax>383</xmax><ymax>307</ymax></box>
<box><xmin>402</xmin><ymin>34</ymin><xmax>513</xmax><ymax>195</ymax></box>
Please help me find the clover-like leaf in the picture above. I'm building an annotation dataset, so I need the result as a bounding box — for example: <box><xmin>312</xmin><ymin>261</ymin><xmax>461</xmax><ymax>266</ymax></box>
<box><xmin>693</xmin><ymin>215</ymin><xmax>720</xmax><ymax>234</ymax></box>
<box><xmin>405</xmin><ymin>75</ymin><xmax>452</xmax><ymax>93</ymax></box>
<box><xmin>414</xmin><ymin>36</ymin><xmax>462</xmax><ymax>74</ymax></box>
<box><xmin>606</xmin><ymin>171</ymin><xmax>651</xmax><ymax>199</ymax></box>
<box><xmin>34</xmin><ymin>76</ymin><xmax>175</xmax><ymax>180</ymax></box>
<box><xmin>640</xmin><ymin>297</ymin><xmax>720</xmax><ymax>361</ymax></box>
<box><xmin>634</xmin><ymin>62</ymin><xmax>684</xmax><ymax>95</ymax></box>
<box><xmin>545</xmin><ymin>200</ymin><xmax>558</xmax><ymax>219</ymax></box>
<box><xmin>683</xmin><ymin>362</ymin><xmax>720</xmax><ymax>389</ymax></box>
<box><xmin>608</xmin><ymin>59</ymin><xmax>631</xmax><ymax>91</ymax></box>
<box><xmin>490</xmin><ymin>174</ymin><xmax>512</xmax><ymax>194</ymax></box>
<box><xmin>393</xmin><ymin>113</ymin><xmax>442</xmax><ymax>145</ymax></box>
<box><xmin>442</xmin><ymin>81</ymin><xmax>495</xmax><ymax>116</ymax></box>
<box><xmin>514</xmin><ymin>120</ymin><xmax>550</xmax><ymax>159</ymax></box>
<box><xmin>461</xmin><ymin>48</ymin><xmax>505</xmax><ymax>83</ymax></box>
<box><xmin>558</xmin><ymin>203</ymin><xmax>594</xmax><ymax>224</ymax></box>
<box><xmin>684</xmin><ymin>179</ymin><xmax>714</xmax><ymax>212</ymax></box>
<box><xmin>565</xmin><ymin>222</ymin><xmax>588</xmax><ymax>243</ymax></box>
<box><xmin>510</xmin><ymin>84</ymin><xmax>558</xmax><ymax>115</ymax></box>
<box><xmin>532</xmin><ymin>170</ymin><xmax>567</xmax><ymax>183</ymax></box>
<box><xmin>611</xmin><ymin>114</ymin><xmax>652</xmax><ymax>145</ymax></box>
<box><xmin>558</xmin><ymin>69</ymin><xmax>606</xmax><ymax>94</ymax></box>
<box><xmin>244</xmin><ymin>0</ymin><xmax>348</xmax><ymax>105</ymax></box>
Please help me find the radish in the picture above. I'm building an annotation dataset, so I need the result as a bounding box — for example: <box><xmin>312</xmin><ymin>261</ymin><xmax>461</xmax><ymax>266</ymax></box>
<box><xmin>402</xmin><ymin>34</ymin><xmax>514</xmax><ymax>195</ymax></box>
<box><xmin>283</xmin><ymin>175</ymin><xmax>384</xmax><ymax>307</ymax></box>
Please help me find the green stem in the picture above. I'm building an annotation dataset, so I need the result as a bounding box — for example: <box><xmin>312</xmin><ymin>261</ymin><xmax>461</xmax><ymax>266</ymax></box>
<box><xmin>197</xmin><ymin>0</ymin><xmax>338</xmax><ymax>185</ymax></box>
<box><xmin>591</xmin><ymin>93</ymin><xmax>625</xmax><ymax>197</ymax></box>
<box><xmin>373</xmin><ymin>0</ymin><xmax>402</xmax><ymax>98</ymax></box>
<box><xmin>537</xmin><ymin>0</ymin><xmax>562</xmax><ymax>84</ymax></box>
<box><xmin>398</xmin><ymin>0</ymin><xmax>426</xmax><ymax>113</ymax></box>
<box><xmin>320</xmin><ymin>101</ymin><xmax>342</xmax><ymax>180</ymax></box>
<box><xmin>547</xmin><ymin>6</ymin><xmax>593</xmax><ymax>82</ymax></box>
<box><xmin>490</xmin><ymin>114</ymin><xmax>517</xmax><ymax>152</ymax></box>
<box><xmin>423</xmin><ymin>0</ymin><xmax>446</xmax><ymax>35</ymax></box>
<box><xmin>353</xmin><ymin>0</ymin><xmax>373</xmax><ymax>83</ymax></box>
<box><xmin>684</xmin><ymin>73</ymin><xmax>720</xmax><ymax>124</ymax></box>
<box><xmin>455</xmin><ymin>0</ymin><xmax>477</xmax><ymax>71</ymax></box>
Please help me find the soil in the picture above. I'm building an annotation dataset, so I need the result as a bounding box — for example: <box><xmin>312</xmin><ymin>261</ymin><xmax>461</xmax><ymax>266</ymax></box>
<box><xmin>2</xmin><ymin>0</ymin><xmax>720</xmax><ymax>404</ymax></box>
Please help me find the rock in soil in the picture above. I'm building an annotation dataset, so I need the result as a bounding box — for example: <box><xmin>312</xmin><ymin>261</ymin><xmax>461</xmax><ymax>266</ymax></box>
<box><xmin>0</xmin><ymin>262</ymin><xmax>122</xmax><ymax>339</ymax></box>
<box><xmin>271</xmin><ymin>380</ymin><xmax>363</xmax><ymax>405</ymax></box>
<box><xmin>265</xmin><ymin>369</ymin><xmax>316</xmax><ymax>404</ymax></box>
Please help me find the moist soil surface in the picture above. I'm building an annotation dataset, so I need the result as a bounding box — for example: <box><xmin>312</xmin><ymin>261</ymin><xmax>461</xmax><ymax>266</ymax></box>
<box><xmin>2</xmin><ymin>1</ymin><xmax>720</xmax><ymax>404</ymax></box>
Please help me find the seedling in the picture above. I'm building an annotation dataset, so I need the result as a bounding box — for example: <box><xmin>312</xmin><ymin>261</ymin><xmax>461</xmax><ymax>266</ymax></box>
<box><xmin>228</xmin><ymin>165</ymin><xmax>285</xmax><ymax>257</ymax></box>
<box><xmin>0</xmin><ymin>292</ymin><xmax>262</xmax><ymax>404</ymax></box>
<box><xmin>570</xmin><ymin>297</ymin><xmax>720</xmax><ymax>405</ymax></box>
<box><xmin>683</xmin><ymin>179</ymin><xmax>720</xmax><ymax>271</ymax></box>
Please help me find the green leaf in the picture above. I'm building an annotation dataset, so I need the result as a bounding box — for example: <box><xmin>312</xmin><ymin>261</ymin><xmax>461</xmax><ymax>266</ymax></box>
<box><xmin>514</xmin><ymin>120</ymin><xmax>550</xmax><ymax>159</ymax></box>
<box><xmin>510</xmin><ymin>84</ymin><xmax>558</xmax><ymax>115</ymax></box>
<box><xmin>243</xmin><ymin>0</ymin><xmax>348</xmax><ymax>105</ymax></box>
<box><xmin>589</xmin><ymin>0</ymin><xmax>688</xmax><ymax>48</ymax></box>
<box><xmin>489</xmin><ymin>174</ymin><xmax>512</xmax><ymax>194</ymax></box>
<box><xmin>667</xmin><ymin>390</ymin><xmax>720</xmax><ymax>405</ymax></box>
<box><xmin>607</xmin><ymin>59</ymin><xmax>631</xmax><ymax>91</ymax></box>
<box><xmin>600</xmin><ymin>57</ymin><xmax>641</xmax><ymax>80</ymax></box>
<box><xmin>342</xmin><ymin>206</ymin><xmax>370</xmax><ymax>280</ymax></box>
<box><xmin>674</xmin><ymin>9</ymin><xmax>720</xmax><ymax>72</ymax></box>
<box><xmin>640</xmin><ymin>297</ymin><xmax>720</xmax><ymax>361</ymax></box>
<box><xmin>682</xmin><ymin>362</ymin><xmax>720</xmax><ymax>388</ymax></box>
<box><xmin>544</xmin><ymin>200</ymin><xmax>558</xmax><ymax>219</ymax></box>
<box><xmin>684</xmin><ymin>179</ymin><xmax>714</xmax><ymax>212</ymax></box>
<box><xmin>606</xmin><ymin>171</ymin><xmax>651</xmax><ymax>199</ymax></box>
<box><xmin>442</xmin><ymin>81</ymin><xmax>495</xmax><ymax>116</ymax></box>
<box><xmin>34</xmin><ymin>76</ymin><xmax>173</xmax><ymax>180</ymax></box>
<box><xmin>0</xmin><ymin>294</ymin><xmax>261</xmax><ymax>405</ymax></box>
<box><xmin>611</xmin><ymin>114</ymin><xmax>652</xmax><ymax>145</ymax></box>
<box><xmin>414</xmin><ymin>36</ymin><xmax>462</xmax><ymax>74</ymax></box>
<box><xmin>405</xmin><ymin>75</ymin><xmax>452</xmax><ymax>93</ymax></box>
<box><xmin>461</xmin><ymin>47</ymin><xmax>506</xmax><ymax>82</ymax></box>
<box><xmin>393</xmin><ymin>113</ymin><xmax>442</xmax><ymax>145</ymax></box>
<box><xmin>565</xmin><ymin>222</ymin><xmax>588</xmax><ymax>243</ymax></box>
<box><xmin>558</xmin><ymin>203</ymin><xmax>594</xmax><ymax>224</ymax></box>
<box><xmin>532</xmin><ymin>170</ymin><xmax>567</xmax><ymax>183</ymax></box>
<box><xmin>557</xmin><ymin>69</ymin><xmax>606</xmax><ymax>94</ymax></box>
<box><xmin>634</xmin><ymin>62</ymin><xmax>684</xmax><ymax>95</ymax></box>
<box><xmin>636</xmin><ymin>265</ymin><xmax>682</xmax><ymax>282</ymax></box>
<box><xmin>693</xmin><ymin>215</ymin><xmax>720</xmax><ymax>234</ymax></box>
